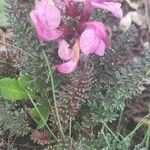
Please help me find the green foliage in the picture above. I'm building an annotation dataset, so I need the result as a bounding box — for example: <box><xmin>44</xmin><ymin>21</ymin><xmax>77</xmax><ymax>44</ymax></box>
<box><xmin>30</xmin><ymin>102</ymin><xmax>49</xmax><ymax>129</ymax></box>
<box><xmin>81</xmin><ymin>26</ymin><xmax>142</xmax><ymax>127</ymax></box>
<box><xmin>0</xmin><ymin>0</ymin><xmax>9</xmax><ymax>26</ymax></box>
<box><xmin>78</xmin><ymin>132</ymin><xmax>130</xmax><ymax>150</ymax></box>
<box><xmin>0</xmin><ymin>102</ymin><xmax>29</xmax><ymax>136</ymax></box>
<box><xmin>91</xmin><ymin>10</ymin><xmax>107</xmax><ymax>21</ymax></box>
<box><xmin>134</xmin><ymin>145</ymin><xmax>147</xmax><ymax>150</ymax></box>
<box><xmin>0</xmin><ymin>75</ymin><xmax>35</xmax><ymax>100</ymax></box>
<box><xmin>18</xmin><ymin>74</ymin><xmax>32</xmax><ymax>90</ymax></box>
<box><xmin>0</xmin><ymin>78</ymin><xmax>28</xmax><ymax>100</ymax></box>
<box><xmin>0</xmin><ymin>0</ymin><xmax>5</xmax><ymax>12</ymax></box>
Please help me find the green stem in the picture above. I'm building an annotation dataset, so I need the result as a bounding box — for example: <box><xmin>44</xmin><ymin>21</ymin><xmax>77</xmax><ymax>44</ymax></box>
<box><xmin>81</xmin><ymin>144</ymin><xmax>97</xmax><ymax>150</ymax></box>
<box><xmin>126</xmin><ymin>122</ymin><xmax>143</xmax><ymax>140</ymax></box>
<box><xmin>69</xmin><ymin>117</ymin><xmax>72</xmax><ymax>139</ymax></box>
<box><xmin>42</xmin><ymin>50</ymin><xmax>65</xmax><ymax>140</ymax></box>
<box><xmin>101</xmin><ymin>126</ymin><xmax>111</xmax><ymax>149</ymax></box>
<box><xmin>117</xmin><ymin>110</ymin><xmax>123</xmax><ymax>133</ymax></box>
<box><xmin>101</xmin><ymin>120</ymin><xmax>120</xmax><ymax>142</ymax></box>
<box><xmin>140</xmin><ymin>129</ymin><xmax>148</xmax><ymax>147</ymax></box>
<box><xmin>117</xmin><ymin>133</ymin><xmax>129</xmax><ymax>148</ymax></box>
<box><xmin>125</xmin><ymin>114</ymin><xmax>150</xmax><ymax>140</ymax></box>
<box><xmin>146</xmin><ymin>125</ymin><xmax>150</xmax><ymax>150</ymax></box>
<box><xmin>27</xmin><ymin>93</ymin><xmax>58</xmax><ymax>141</ymax></box>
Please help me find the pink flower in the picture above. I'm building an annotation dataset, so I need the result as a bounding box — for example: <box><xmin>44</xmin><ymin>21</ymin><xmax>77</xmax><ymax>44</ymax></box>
<box><xmin>30</xmin><ymin>0</ymin><xmax>62</xmax><ymax>41</ymax></box>
<box><xmin>80</xmin><ymin>22</ymin><xmax>109</xmax><ymax>56</ymax></box>
<box><xmin>91</xmin><ymin>0</ymin><xmax>123</xmax><ymax>18</ymax></box>
<box><xmin>55</xmin><ymin>40</ymin><xmax>80</xmax><ymax>74</ymax></box>
<box><xmin>75</xmin><ymin>0</ymin><xmax>123</xmax><ymax>18</ymax></box>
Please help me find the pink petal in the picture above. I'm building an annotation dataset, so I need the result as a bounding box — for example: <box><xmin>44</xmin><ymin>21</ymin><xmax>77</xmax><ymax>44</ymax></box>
<box><xmin>91</xmin><ymin>2</ymin><xmax>123</xmax><ymax>18</ymax></box>
<box><xmin>80</xmin><ymin>28</ymin><xmax>99</xmax><ymax>55</ymax></box>
<box><xmin>85</xmin><ymin>22</ymin><xmax>109</xmax><ymax>47</ymax></box>
<box><xmin>30</xmin><ymin>12</ymin><xmax>62</xmax><ymax>41</ymax></box>
<box><xmin>33</xmin><ymin>2</ymin><xmax>60</xmax><ymax>30</ymax></box>
<box><xmin>43</xmin><ymin>6</ymin><xmax>61</xmax><ymax>30</ymax></box>
<box><xmin>55</xmin><ymin>60</ymin><xmax>77</xmax><ymax>74</ymax></box>
<box><xmin>95</xmin><ymin>40</ymin><xmax>106</xmax><ymax>56</ymax></box>
<box><xmin>36</xmin><ymin>0</ymin><xmax>61</xmax><ymax>30</ymax></box>
<box><xmin>37</xmin><ymin>29</ymin><xmax>62</xmax><ymax>41</ymax></box>
<box><xmin>30</xmin><ymin>0</ymin><xmax>62</xmax><ymax>41</ymax></box>
<box><xmin>74</xmin><ymin>0</ymin><xmax>85</xmax><ymax>2</ymax></box>
<box><xmin>56</xmin><ymin>41</ymin><xmax>80</xmax><ymax>74</ymax></box>
<box><xmin>58</xmin><ymin>40</ymin><xmax>71</xmax><ymax>61</ymax></box>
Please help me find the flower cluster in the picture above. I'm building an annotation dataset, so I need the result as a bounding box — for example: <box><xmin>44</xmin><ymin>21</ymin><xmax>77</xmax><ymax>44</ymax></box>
<box><xmin>30</xmin><ymin>0</ymin><xmax>123</xmax><ymax>74</ymax></box>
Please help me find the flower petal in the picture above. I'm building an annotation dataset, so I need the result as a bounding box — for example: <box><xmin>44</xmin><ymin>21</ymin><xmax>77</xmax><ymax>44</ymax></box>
<box><xmin>95</xmin><ymin>40</ymin><xmax>106</xmax><ymax>56</ymax></box>
<box><xmin>91</xmin><ymin>2</ymin><xmax>123</xmax><ymax>18</ymax></box>
<box><xmin>55</xmin><ymin>60</ymin><xmax>77</xmax><ymax>74</ymax></box>
<box><xmin>30</xmin><ymin>0</ymin><xmax>62</xmax><ymax>41</ymax></box>
<box><xmin>84</xmin><ymin>22</ymin><xmax>109</xmax><ymax>47</ymax></box>
<box><xmin>80</xmin><ymin>28</ymin><xmax>99</xmax><ymax>55</ymax></box>
<box><xmin>37</xmin><ymin>28</ymin><xmax>62</xmax><ymax>41</ymax></box>
<box><xmin>35</xmin><ymin>0</ymin><xmax>61</xmax><ymax>30</ymax></box>
<box><xmin>58</xmin><ymin>40</ymin><xmax>71</xmax><ymax>61</ymax></box>
<box><xmin>56</xmin><ymin>41</ymin><xmax>80</xmax><ymax>74</ymax></box>
<box><xmin>44</xmin><ymin>6</ymin><xmax>61</xmax><ymax>30</ymax></box>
